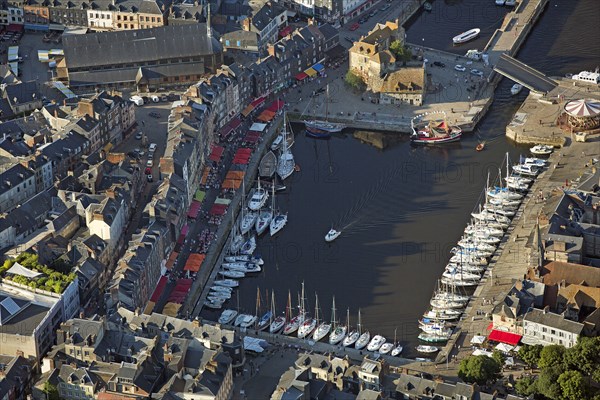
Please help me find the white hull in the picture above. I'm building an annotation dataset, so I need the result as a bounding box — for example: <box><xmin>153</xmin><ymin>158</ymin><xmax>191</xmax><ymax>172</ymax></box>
<box><xmin>355</xmin><ymin>332</ymin><xmax>370</xmax><ymax>350</ymax></box>
<box><xmin>342</xmin><ymin>331</ymin><xmax>359</xmax><ymax>347</ymax></box>
<box><xmin>453</xmin><ymin>28</ymin><xmax>481</xmax><ymax>44</ymax></box>
<box><xmin>329</xmin><ymin>326</ymin><xmax>347</xmax><ymax>345</ymax></box>
<box><xmin>270</xmin><ymin>213</ymin><xmax>288</xmax><ymax>236</ymax></box>
<box><xmin>313</xmin><ymin>323</ymin><xmax>332</xmax><ymax>342</ymax></box>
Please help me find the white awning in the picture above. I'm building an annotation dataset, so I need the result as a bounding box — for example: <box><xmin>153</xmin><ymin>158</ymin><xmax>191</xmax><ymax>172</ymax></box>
<box><xmin>470</xmin><ymin>335</ymin><xmax>486</xmax><ymax>345</ymax></box>
<box><xmin>7</xmin><ymin>262</ymin><xmax>43</xmax><ymax>278</ymax></box>
<box><xmin>472</xmin><ymin>349</ymin><xmax>493</xmax><ymax>357</ymax></box>
<box><xmin>243</xmin><ymin>336</ymin><xmax>269</xmax><ymax>353</ymax></box>
<box><xmin>495</xmin><ymin>343</ymin><xmax>514</xmax><ymax>353</ymax></box>
<box><xmin>250</xmin><ymin>122</ymin><xmax>267</xmax><ymax>132</ymax></box>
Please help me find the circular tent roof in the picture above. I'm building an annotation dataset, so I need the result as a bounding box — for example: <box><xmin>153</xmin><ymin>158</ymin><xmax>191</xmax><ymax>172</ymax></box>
<box><xmin>564</xmin><ymin>98</ymin><xmax>600</xmax><ymax>118</ymax></box>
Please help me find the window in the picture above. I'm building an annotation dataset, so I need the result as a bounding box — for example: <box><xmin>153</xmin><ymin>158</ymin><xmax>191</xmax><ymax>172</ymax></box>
<box><xmin>551</xmin><ymin>329</ymin><xmax>556</xmax><ymax>335</ymax></box>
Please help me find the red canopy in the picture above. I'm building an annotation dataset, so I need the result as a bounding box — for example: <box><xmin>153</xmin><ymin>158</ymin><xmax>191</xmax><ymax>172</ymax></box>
<box><xmin>218</xmin><ymin>117</ymin><xmax>242</xmax><ymax>140</ymax></box>
<box><xmin>187</xmin><ymin>200</ymin><xmax>201</xmax><ymax>219</ymax></box>
<box><xmin>279</xmin><ymin>25</ymin><xmax>292</xmax><ymax>37</ymax></box>
<box><xmin>295</xmin><ymin>72</ymin><xmax>308</xmax><ymax>81</ymax></box>
<box><xmin>180</xmin><ymin>224</ymin><xmax>189</xmax><ymax>236</ymax></box>
<box><xmin>267</xmin><ymin>99</ymin><xmax>285</xmax><ymax>112</ymax></box>
<box><xmin>209</xmin><ymin>145</ymin><xmax>225</xmax><ymax>162</ymax></box>
<box><xmin>168</xmin><ymin>279</ymin><xmax>193</xmax><ymax>303</ymax></box>
<box><xmin>488</xmin><ymin>329</ymin><xmax>522</xmax><ymax>346</ymax></box>
<box><xmin>233</xmin><ymin>157</ymin><xmax>250</xmax><ymax>165</ymax></box>
<box><xmin>210</xmin><ymin>203</ymin><xmax>228</xmax><ymax>216</ymax></box>
<box><xmin>236</xmin><ymin>148</ymin><xmax>252</xmax><ymax>155</ymax></box>
<box><xmin>150</xmin><ymin>276</ymin><xmax>168</xmax><ymax>302</ymax></box>
<box><xmin>251</xmin><ymin>96</ymin><xmax>266</xmax><ymax>108</ymax></box>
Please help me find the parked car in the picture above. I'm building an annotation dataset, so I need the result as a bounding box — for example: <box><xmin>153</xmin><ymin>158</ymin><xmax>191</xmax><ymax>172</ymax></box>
<box><xmin>147</xmin><ymin>174</ymin><xmax>153</xmax><ymax>182</ymax></box>
<box><xmin>454</xmin><ymin>64</ymin><xmax>466</xmax><ymax>72</ymax></box>
<box><xmin>160</xmin><ymin>95</ymin><xmax>168</xmax><ymax>102</ymax></box>
<box><xmin>358</xmin><ymin>17</ymin><xmax>367</xmax><ymax>24</ymax></box>
<box><xmin>128</xmin><ymin>151</ymin><xmax>139</xmax><ymax>159</ymax></box>
<box><xmin>470</xmin><ymin>68</ymin><xmax>484</xmax><ymax>77</ymax></box>
<box><xmin>145</xmin><ymin>167</ymin><xmax>152</xmax><ymax>175</ymax></box>
<box><xmin>135</xmin><ymin>132</ymin><xmax>143</xmax><ymax>140</ymax></box>
<box><xmin>369</xmin><ymin>12</ymin><xmax>375</xmax><ymax>17</ymax></box>
<box><xmin>146</xmin><ymin>160</ymin><xmax>153</xmax><ymax>168</ymax></box>
<box><xmin>350</xmin><ymin>22</ymin><xmax>360</xmax><ymax>31</ymax></box>
<box><xmin>433</xmin><ymin>61</ymin><xmax>446</xmax><ymax>67</ymax></box>
<box><xmin>149</xmin><ymin>143</ymin><xmax>157</xmax><ymax>152</ymax></box>
<box><xmin>381</xmin><ymin>4</ymin><xmax>391</xmax><ymax>11</ymax></box>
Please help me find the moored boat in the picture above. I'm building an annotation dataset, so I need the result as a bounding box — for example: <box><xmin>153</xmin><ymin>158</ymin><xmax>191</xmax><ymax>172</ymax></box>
<box><xmin>511</xmin><ymin>83</ymin><xmax>523</xmax><ymax>95</ymax></box>
<box><xmin>367</xmin><ymin>335</ymin><xmax>386</xmax><ymax>352</ymax></box>
<box><xmin>214</xmin><ymin>279</ymin><xmax>239</xmax><ymax>288</ymax></box>
<box><xmin>355</xmin><ymin>332</ymin><xmax>371</xmax><ymax>350</ymax></box>
<box><xmin>218</xmin><ymin>309</ymin><xmax>238</xmax><ymax>324</ymax></box>
<box><xmin>453</xmin><ymin>28</ymin><xmax>481</xmax><ymax>45</ymax></box>
<box><xmin>411</xmin><ymin>112</ymin><xmax>462</xmax><ymax>145</ymax></box>
<box><xmin>416</xmin><ymin>345</ymin><xmax>439</xmax><ymax>353</ymax></box>
<box><xmin>379</xmin><ymin>343</ymin><xmax>394</xmax><ymax>354</ymax></box>
<box><xmin>530</xmin><ymin>144</ymin><xmax>553</xmax><ymax>155</ymax></box>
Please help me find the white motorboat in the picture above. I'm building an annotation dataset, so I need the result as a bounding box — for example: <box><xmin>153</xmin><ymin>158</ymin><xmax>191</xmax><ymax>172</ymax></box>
<box><xmin>277</xmin><ymin>113</ymin><xmax>295</xmax><ymax>180</ymax></box>
<box><xmin>270</xmin><ymin>316</ymin><xmax>286</xmax><ymax>333</ymax></box>
<box><xmin>442</xmin><ymin>275</ymin><xmax>480</xmax><ymax>287</ymax></box>
<box><xmin>506</xmin><ymin>180</ymin><xmax>530</xmax><ymax>191</ymax></box>
<box><xmin>505</xmin><ymin>0</ymin><xmax>516</xmax><ymax>5</ymax></box>
<box><xmin>468</xmin><ymin>233</ymin><xmax>501</xmax><ymax>244</ymax></box>
<box><xmin>423</xmin><ymin>309</ymin><xmax>462</xmax><ymax>321</ymax></box>
<box><xmin>483</xmin><ymin>204</ymin><xmax>516</xmax><ymax>217</ymax></box>
<box><xmin>225</xmin><ymin>255</ymin><xmax>264</xmax><ymax>266</ymax></box>
<box><xmin>453</xmin><ymin>28</ymin><xmax>481</xmax><ymax>44</ymax></box>
<box><xmin>248</xmin><ymin>180</ymin><xmax>269</xmax><ymax>211</ymax></box>
<box><xmin>446</xmin><ymin>262</ymin><xmax>485</xmax><ymax>274</ymax></box>
<box><xmin>355</xmin><ymin>332</ymin><xmax>371</xmax><ymax>350</ymax></box>
<box><xmin>510</xmin><ymin>83</ymin><xmax>523</xmax><ymax>95</ymax></box>
<box><xmin>325</xmin><ymin>228</ymin><xmax>341</xmax><ymax>242</ymax></box>
<box><xmin>239</xmin><ymin>315</ymin><xmax>257</xmax><ymax>329</ymax></box>
<box><xmin>418</xmin><ymin>332</ymin><xmax>451</xmax><ymax>343</ymax></box>
<box><xmin>458</xmin><ymin>239</ymin><xmax>496</xmax><ymax>252</ymax></box>
<box><xmin>530</xmin><ymin>144</ymin><xmax>553</xmax><ymax>155</ymax></box>
<box><xmin>240</xmin><ymin>235</ymin><xmax>257</xmax><ymax>255</ymax></box>
<box><xmin>471</xmin><ymin>210</ymin><xmax>511</xmax><ymax>224</ymax></box>
<box><xmin>464</xmin><ymin>224</ymin><xmax>504</xmax><ymax>237</ymax></box>
<box><xmin>431</xmin><ymin>298</ymin><xmax>468</xmax><ymax>309</ymax></box>
<box><xmin>240</xmin><ymin>211</ymin><xmax>258</xmax><ymax>235</ymax></box>
<box><xmin>211</xmin><ymin>285</ymin><xmax>233</xmax><ymax>294</ymax></box>
<box><xmin>209</xmin><ymin>292</ymin><xmax>231</xmax><ymax>301</ymax></box>
<box><xmin>487</xmin><ymin>187</ymin><xmax>523</xmax><ymax>200</ymax></box>
<box><xmin>205</xmin><ymin>299</ymin><xmax>225</xmax><ymax>309</ymax></box>
<box><xmin>270</xmin><ymin>213</ymin><xmax>288</xmax><ymax>236</ymax></box>
<box><xmin>505</xmin><ymin>176</ymin><xmax>533</xmax><ymax>185</ymax></box>
<box><xmin>416</xmin><ymin>345</ymin><xmax>439</xmax><ymax>353</ymax></box>
<box><xmin>449</xmin><ymin>254</ymin><xmax>488</xmax><ymax>266</ymax></box>
<box><xmin>379</xmin><ymin>343</ymin><xmax>394</xmax><ymax>354</ymax></box>
<box><xmin>513</xmin><ymin>163</ymin><xmax>540</xmax><ymax>176</ymax></box>
<box><xmin>234</xmin><ymin>314</ymin><xmax>252</xmax><ymax>327</ymax></box>
<box><xmin>219</xmin><ymin>269</ymin><xmax>245</xmax><ymax>279</ymax></box>
<box><xmin>218</xmin><ymin>309</ymin><xmax>238</xmax><ymax>324</ymax></box>
<box><xmin>524</xmin><ymin>157</ymin><xmax>547</xmax><ymax>167</ymax></box>
<box><xmin>495</xmin><ymin>0</ymin><xmax>505</xmax><ymax>5</ymax></box>
<box><xmin>343</xmin><ymin>331</ymin><xmax>359</xmax><ymax>347</ymax></box>
<box><xmin>367</xmin><ymin>335</ymin><xmax>386</xmax><ymax>352</ymax></box>
<box><xmin>271</xmin><ymin>134</ymin><xmax>284</xmax><ymax>151</ymax></box>
<box><xmin>420</xmin><ymin>324</ymin><xmax>453</xmax><ymax>336</ymax></box>
<box><xmin>214</xmin><ymin>279</ymin><xmax>239</xmax><ymax>288</ymax></box>
<box><xmin>222</xmin><ymin>262</ymin><xmax>261</xmax><ymax>273</ymax></box>
<box><xmin>391</xmin><ymin>344</ymin><xmax>403</xmax><ymax>356</ymax></box>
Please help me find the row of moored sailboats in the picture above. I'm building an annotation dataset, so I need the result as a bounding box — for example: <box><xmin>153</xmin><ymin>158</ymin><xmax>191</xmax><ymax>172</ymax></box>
<box><xmin>219</xmin><ymin>282</ymin><xmax>404</xmax><ymax>356</ymax></box>
<box><xmin>417</xmin><ymin>152</ymin><xmax>547</xmax><ymax>353</ymax></box>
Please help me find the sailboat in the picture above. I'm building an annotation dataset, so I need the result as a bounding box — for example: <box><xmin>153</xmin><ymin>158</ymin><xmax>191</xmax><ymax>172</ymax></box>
<box><xmin>313</xmin><ymin>296</ymin><xmax>332</xmax><ymax>342</ymax></box>
<box><xmin>342</xmin><ymin>308</ymin><xmax>358</xmax><ymax>347</ymax></box>
<box><xmin>230</xmin><ymin>217</ymin><xmax>244</xmax><ymax>254</ymax></box>
<box><xmin>256</xmin><ymin>288</ymin><xmax>272</xmax><ymax>331</ymax></box>
<box><xmin>248</xmin><ymin>179</ymin><xmax>269</xmax><ymax>211</ymax></box>
<box><xmin>391</xmin><ymin>329</ymin><xmax>403</xmax><ymax>356</ymax></box>
<box><xmin>240</xmin><ymin>235</ymin><xmax>256</xmax><ymax>255</ymax></box>
<box><xmin>270</xmin><ymin>187</ymin><xmax>288</xmax><ymax>236</ymax></box>
<box><xmin>354</xmin><ymin>309</ymin><xmax>370</xmax><ymax>350</ymax></box>
<box><xmin>329</xmin><ymin>301</ymin><xmax>347</xmax><ymax>345</ymax></box>
<box><xmin>269</xmin><ymin>290</ymin><xmax>286</xmax><ymax>333</ymax></box>
<box><xmin>304</xmin><ymin>84</ymin><xmax>345</xmax><ymax>138</ymax></box>
<box><xmin>298</xmin><ymin>292</ymin><xmax>317</xmax><ymax>339</ymax></box>
<box><xmin>283</xmin><ymin>288</ymin><xmax>303</xmax><ymax>335</ymax></box>
<box><xmin>277</xmin><ymin>113</ymin><xmax>295</xmax><ymax>180</ymax></box>
<box><xmin>256</xmin><ymin>185</ymin><xmax>274</xmax><ymax>235</ymax></box>
<box><xmin>240</xmin><ymin>180</ymin><xmax>258</xmax><ymax>235</ymax></box>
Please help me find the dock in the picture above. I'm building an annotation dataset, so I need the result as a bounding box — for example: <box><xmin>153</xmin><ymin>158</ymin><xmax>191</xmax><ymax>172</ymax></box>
<box><xmin>286</xmin><ymin>0</ymin><xmax>551</xmax><ymax>134</ymax></box>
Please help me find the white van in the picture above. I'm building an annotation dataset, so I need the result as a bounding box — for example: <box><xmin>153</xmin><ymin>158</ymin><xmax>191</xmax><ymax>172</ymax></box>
<box><xmin>130</xmin><ymin>95</ymin><xmax>144</xmax><ymax>106</ymax></box>
<box><xmin>148</xmin><ymin>143</ymin><xmax>157</xmax><ymax>153</ymax></box>
<box><xmin>151</xmin><ymin>95</ymin><xmax>160</xmax><ymax>103</ymax></box>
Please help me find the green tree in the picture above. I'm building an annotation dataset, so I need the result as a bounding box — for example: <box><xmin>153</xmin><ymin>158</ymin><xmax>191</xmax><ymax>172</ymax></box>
<box><xmin>492</xmin><ymin>350</ymin><xmax>506</xmax><ymax>367</ymax></box>
<box><xmin>539</xmin><ymin>344</ymin><xmax>566</xmax><ymax>369</ymax></box>
<box><xmin>344</xmin><ymin>70</ymin><xmax>365</xmax><ymax>91</ymax></box>
<box><xmin>458</xmin><ymin>355</ymin><xmax>502</xmax><ymax>385</ymax></box>
<box><xmin>514</xmin><ymin>376</ymin><xmax>536</xmax><ymax>396</ymax></box>
<box><xmin>518</xmin><ymin>344</ymin><xmax>543</xmax><ymax>368</ymax></box>
<box><xmin>558</xmin><ymin>370</ymin><xmax>589</xmax><ymax>400</ymax></box>
<box><xmin>536</xmin><ymin>365</ymin><xmax>563</xmax><ymax>400</ymax></box>
<box><xmin>389</xmin><ymin>40</ymin><xmax>412</xmax><ymax>63</ymax></box>
<box><xmin>563</xmin><ymin>337</ymin><xmax>600</xmax><ymax>376</ymax></box>
<box><xmin>43</xmin><ymin>381</ymin><xmax>60</xmax><ymax>400</ymax></box>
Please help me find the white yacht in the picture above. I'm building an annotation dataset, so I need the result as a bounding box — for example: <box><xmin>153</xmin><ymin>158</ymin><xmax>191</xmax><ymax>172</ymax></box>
<box><xmin>325</xmin><ymin>228</ymin><xmax>341</xmax><ymax>242</ymax></box>
<box><xmin>248</xmin><ymin>180</ymin><xmax>269</xmax><ymax>211</ymax></box>
<box><xmin>452</xmin><ymin>28</ymin><xmax>480</xmax><ymax>44</ymax></box>
<box><xmin>510</xmin><ymin>83</ymin><xmax>523</xmax><ymax>95</ymax></box>
<box><xmin>219</xmin><ymin>269</ymin><xmax>245</xmax><ymax>279</ymax></box>
<box><xmin>416</xmin><ymin>345</ymin><xmax>439</xmax><ymax>354</ymax></box>
<box><xmin>239</xmin><ymin>315</ymin><xmax>257</xmax><ymax>329</ymax></box>
<box><xmin>355</xmin><ymin>332</ymin><xmax>371</xmax><ymax>350</ymax></box>
<box><xmin>214</xmin><ymin>279</ymin><xmax>239</xmax><ymax>288</ymax></box>
<box><xmin>513</xmin><ymin>163</ymin><xmax>540</xmax><ymax>176</ymax></box>
<box><xmin>379</xmin><ymin>343</ymin><xmax>394</xmax><ymax>354</ymax></box>
<box><xmin>523</xmin><ymin>157</ymin><xmax>546</xmax><ymax>167</ymax></box>
<box><xmin>391</xmin><ymin>344</ymin><xmax>403</xmax><ymax>356</ymax></box>
<box><xmin>367</xmin><ymin>335</ymin><xmax>386</xmax><ymax>352</ymax></box>
<box><xmin>240</xmin><ymin>211</ymin><xmax>258</xmax><ymax>235</ymax></box>
<box><xmin>218</xmin><ymin>309</ymin><xmax>238</xmax><ymax>324</ymax></box>
<box><xmin>270</xmin><ymin>213</ymin><xmax>288</xmax><ymax>236</ymax></box>
<box><xmin>298</xmin><ymin>318</ymin><xmax>316</xmax><ymax>339</ymax></box>
<box><xmin>225</xmin><ymin>254</ymin><xmax>264</xmax><ymax>265</ymax></box>
<box><xmin>234</xmin><ymin>314</ymin><xmax>253</xmax><ymax>327</ymax></box>
<box><xmin>329</xmin><ymin>325</ymin><xmax>347</xmax><ymax>345</ymax></box>
<box><xmin>530</xmin><ymin>144</ymin><xmax>553</xmax><ymax>155</ymax></box>
<box><xmin>343</xmin><ymin>330</ymin><xmax>359</xmax><ymax>347</ymax></box>
<box><xmin>255</xmin><ymin>209</ymin><xmax>272</xmax><ymax>236</ymax></box>
<box><xmin>240</xmin><ymin>235</ymin><xmax>257</xmax><ymax>255</ymax></box>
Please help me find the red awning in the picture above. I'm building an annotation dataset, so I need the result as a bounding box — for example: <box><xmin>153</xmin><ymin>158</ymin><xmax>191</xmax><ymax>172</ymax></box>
<box><xmin>187</xmin><ymin>200</ymin><xmax>201</xmax><ymax>219</ymax></box>
<box><xmin>209</xmin><ymin>145</ymin><xmax>225</xmax><ymax>162</ymax></box>
<box><xmin>7</xmin><ymin>24</ymin><xmax>23</xmax><ymax>32</ymax></box>
<box><xmin>488</xmin><ymin>330</ymin><xmax>522</xmax><ymax>346</ymax></box>
<box><xmin>279</xmin><ymin>25</ymin><xmax>292</xmax><ymax>37</ymax></box>
<box><xmin>235</xmin><ymin>148</ymin><xmax>252</xmax><ymax>157</ymax></box>
<box><xmin>251</xmin><ymin>96</ymin><xmax>266</xmax><ymax>108</ymax></box>
<box><xmin>267</xmin><ymin>99</ymin><xmax>285</xmax><ymax>112</ymax></box>
<box><xmin>295</xmin><ymin>72</ymin><xmax>308</xmax><ymax>81</ymax></box>
<box><xmin>180</xmin><ymin>224</ymin><xmax>189</xmax><ymax>236</ymax></box>
<box><xmin>233</xmin><ymin>157</ymin><xmax>251</xmax><ymax>165</ymax></box>
<box><xmin>230</xmin><ymin>117</ymin><xmax>242</xmax><ymax>131</ymax></box>
<box><xmin>150</xmin><ymin>276</ymin><xmax>168</xmax><ymax>302</ymax></box>
<box><xmin>243</xmin><ymin>135</ymin><xmax>260</xmax><ymax>143</ymax></box>
<box><xmin>209</xmin><ymin>203</ymin><xmax>228</xmax><ymax>216</ymax></box>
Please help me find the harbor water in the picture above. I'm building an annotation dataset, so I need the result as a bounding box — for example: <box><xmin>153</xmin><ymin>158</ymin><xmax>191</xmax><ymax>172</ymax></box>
<box><xmin>202</xmin><ymin>0</ymin><xmax>600</xmax><ymax>358</ymax></box>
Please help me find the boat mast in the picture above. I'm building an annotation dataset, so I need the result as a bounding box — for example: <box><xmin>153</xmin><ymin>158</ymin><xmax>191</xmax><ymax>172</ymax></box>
<box><xmin>325</xmin><ymin>84</ymin><xmax>329</xmax><ymax>123</ymax></box>
<box><xmin>331</xmin><ymin>296</ymin><xmax>336</xmax><ymax>330</ymax></box>
<box><xmin>255</xmin><ymin>287</ymin><xmax>261</xmax><ymax>329</ymax></box>
<box><xmin>286</xmin><ymin>290</ymin><xmax>292</xmax><ymax>320</ymax></box>
<box><xmin>271</xmin><ymin>289</ymin><xmax>276</xmax><ymax>325</ymax></box>
<box><xmin>357</xmin><ymin>309</ymin><xmax>362</xmax><ymax>335</ymax></box>
<box><xmin>346</xmin><ymin>307</ymin><xmax>350</xmax><ymax>331</ymax></box>
<box><xmin>314</xmin><ymin>293</ymin><xmax>320</xmax><ymax>324</ymax></box>
<box><xmin>300</xmin><ymin>281</ymin><xmax>305</xmax><ymax>319</ymax></box>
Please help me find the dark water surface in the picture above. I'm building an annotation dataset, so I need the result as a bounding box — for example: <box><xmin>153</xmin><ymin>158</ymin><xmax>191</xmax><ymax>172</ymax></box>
<box><xmin>203</xmin><ymin>0</ymin><xmax>600</xmax><ymax>357</ymax></box>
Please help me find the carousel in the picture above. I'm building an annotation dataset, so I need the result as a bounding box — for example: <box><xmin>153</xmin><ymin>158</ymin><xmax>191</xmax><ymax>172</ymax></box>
<box><xmin>559</xmin><ymin>98</ymin><xmax>600</xmax><ymax>132</ymax></box>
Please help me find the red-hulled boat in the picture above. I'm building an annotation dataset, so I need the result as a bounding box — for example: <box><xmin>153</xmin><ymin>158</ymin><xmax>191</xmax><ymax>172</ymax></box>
<box><xmin>410</xmin><ymin>112</ymin><xmax>462</xmax><ymax>145</ymax></box>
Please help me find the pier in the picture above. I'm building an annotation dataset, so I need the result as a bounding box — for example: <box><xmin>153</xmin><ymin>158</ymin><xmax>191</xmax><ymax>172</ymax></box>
<box><xmin>287</xmin><ymin>0</ymin><xmax>551</xmax><ymax>134</ymax></box>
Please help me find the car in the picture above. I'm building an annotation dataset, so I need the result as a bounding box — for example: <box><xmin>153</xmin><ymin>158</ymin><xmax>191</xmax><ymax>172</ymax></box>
<box><xmin>149</xmin><ymin>143</ymin><xmax>157</xmax><ymax>152</ymax></box>
<box><xmin>148</xmin><ymin>153</ymin><xmax>153</xmax><ymax>160</ymax></box>
<box><xmin>369</xmin><ymin>12</ymin><xmax>375</xmax><ymax>17</ymax></box>
<box><xmin>358</xmin><ymin>17</ymin><xmax>367</xmax><ymax>24</ymax></box>
<box><xmin>161</xmin><ymin>95</ymin><xmax>168</xmax><ymax>102</ymax></box>
<box><xmin>433</xmin><ymin>61</ymin><xmax>445</xmax><ymax>67</ymax></box>
<box><xmin>349</xmin><ymin>22</ymin><xmax>360</xmax><ymax>31</ymax></box>
<box><xmin>470</xmin><ymin>68</ymin><xmax>484</xmax><ymax>77</ymax></box>
<box><xmin>128</xmin><ymin>151</ymin><xmax>139</xmax><ymax>159</ymax></box>
<box><xmin>135</xmin><ymin>132</ymin><xmax>143</xmax><ymax>140</ymax></box>
<box><xmin>381</xmin><ymin>4</ymin><xmax>391</xmax><ymax>11</ymax></box>
<box><xmin>147</xmin><ymin>174</ymin><xmax>153</xmax><ymax>182</ymax></box>
<box><xmin>146</xmin><ymin>160</ymin><xmax>153</xmax><ymax>168</ymax></box>
<box><xmin>454</xmin><ymin>65</ymin><xmax>466</xmax><ymax>72</ymax></box>
<box><xmin>149</xmin><ymin>112</ymin><xmax>161</xmax><ymax>118</ymax></box>
<box><xmin>145</xmin><ymin>167</ymin><xmax>152</xmax><ymax>175</ymax></box>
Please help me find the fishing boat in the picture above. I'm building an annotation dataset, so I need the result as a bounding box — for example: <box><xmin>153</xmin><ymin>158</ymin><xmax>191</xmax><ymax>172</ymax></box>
<box><xmin>512</xmin><ymin>163</ymin><xmax>540</xmax><ymax>176</ymax></box>
<box><xmin>269</xmin><ymin>290</ymin><xmax>286</xmax><ymax>334</ymax></box>
<box><xmin>453</xmin><ymin>28</ymin><xmax>481</xmax><ymax>45</ymax></box>
<box><xmin>259</xmin><ymin>151</ymin><xmax>277</xmax><ymax>178</ymax></box>
<box><xmin>248</xmin><ymin>180</ymin><xmax>269</xmax><ymax>211</ymax></box>
<box><xmin>329</xmin><ymin>305</ymin><xmax>348</xmax><ymax>345</ymax></box>
<box><xmin>304</xmin><ymin>85</ymin><xmax>345</xmax><ymax>138</ymax></box>
<box><xmin>476</xmin><ymin>142</ymin><xmax>485</xmax><ymax>151</ymax></box>
<box><xmin>218</xmin><ymin>309</ymin><xmax>238</xmax><ymax>324</ymax></box>
<box><xmin>298</xmin><ymin>293</ymin><xmax>318</xmax><ymax>339</ymax></box>
<box><xmin>379</xmin><ymin>343</ymin><xmax>394</xmax><ymax>354</ymax></box>
<box><xmin>410</xmin><ymin>112</ymin><xmax>462</xmax><ymax>145</ymax></box>
<box><xmin>277</xmin><ymin>113</ymin><xmax>295</xmax><ymax>180</ymax></box>
<box><xmin>214</xmin><ymin>279</ymin><xmax>239</xmax><ymax>288</ymax></box>
<box><xmin>530</xmin><ymin>144</ymin><xmax>553</xmax><ymax>155</ymax></box>
<box><xmin>325</xmin><ymin>228</ymin><xmax>341</xmax><ymax>242</ymax></box>
<box><xmin>240</xmin><ymin>235</ymin><xmax>257</xmax><ymax>255</ymax></box>
<box><xmin>416</xmin><ymin>345</ymin><xmax>439</xmax><ymax>354</ymax></box>
<box><xmin>367</xmin><ymin>335</ymin><xmax>386</xmax><ymax>352</ymax></box>
<box><xmin>312</xmin><ymin>296</ymin><xmax>332</xmax><ymax>342</ymax></box>
<box><xmin>219</xmin><ymin>269</ymin><xmax>245</xmax><ymax>279</ymax></box>
<box><xmin>511</xmin><ymin>83</ymin><xmax>523</xmax><ymax>95</ymax></box>
<box><xmin>418</xmin><ymin>332</ymin><xmax>451</xmax><ymax>343</ymax></box>
<box><xmin>283</xmin><ymin>290</ymin><xmax>303</xmax><ymax>335</ymax></box>
<box><xmin>423</xmin><ymin>2</ymin><xmax>432</xmax><ymax>11</ymax></box>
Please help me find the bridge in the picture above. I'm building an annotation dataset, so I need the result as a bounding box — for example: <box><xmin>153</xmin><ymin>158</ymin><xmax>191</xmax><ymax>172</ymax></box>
<box><xmin>494</xmin><ymin>54</ymin><xmax>557</xmax><ymax>94</ymax></box>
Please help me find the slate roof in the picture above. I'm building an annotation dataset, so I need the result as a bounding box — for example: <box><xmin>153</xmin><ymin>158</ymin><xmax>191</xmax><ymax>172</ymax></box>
<box><xmin>318</xmin><ymin>23</ymin><xmax>338</xmax><ymax>41</ymax></box>
<box><xmin>63</xmin><ymin>24</ymin><xmax>221</xmax><ymax>69</ymax></box>
<box><xmin>0</xmin><ymin>137</ymin><xmax>32</xmax><ymax>157</ymax></box>
<box><xmin>0</xmin><ymin>294</ymin><xmax>49</xmax><ymax>335</ymax></box>
<box><xmin>5</xmin><ymin>81</ymin><xmax>41</xmax><ymax>105</ymax></box>
<box><xmin>524</xmin><ymin>308</ymin><xmax>584</xmax><ymax>334</ymax></box>
<box><xmin>250</xmin><ymin>2</ymin><xmax>285</xmax><ymax>32</ymax></box>
<box><xmin>0</xmin><ymin>163</ymin><xmax>34</xmax><ymax>195</ymax></box>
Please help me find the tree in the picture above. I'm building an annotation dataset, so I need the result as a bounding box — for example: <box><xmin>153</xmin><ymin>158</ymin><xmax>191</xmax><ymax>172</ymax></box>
<box><xmin>514</xmin><ymin>376</ymin><xmax>536</xmax><ymax>396</ymax></box>
<box><xmin>536</xmin><ymin>365</ymin><xmax>563</xmax><ymax>400</ymax></box>
<box><xmin>539</xmin><ymin>344</ymin><xmax>566</xmax><ymax>369</ymax></box>
<box><xmin>558</xmin><ymin>370</ymin><xmax>589</xmax><ymax>400</ymax></box>
<box><xmin>518</xmin><ymin>344</ymin><xmax>543</xmax><ymax>368</ymax></box>
<box><xmin>344</xmin><ymin>70</ymin><xmax>365</xmax><ymax>91</ymax></box>
<box><xmin>492</xmin><ymin>350</ymin><xmax>506</xmax><ymax>367</ymax></box>
<box><xmin>458</xmin><ymin>355</ymin><xmax>502</xmax><ymax>385</ymax></box>
<box><xmin>563</xmin><ymin>336</ymin><xmax>600</xmax><ymax>376</ymax></box>
<box><xmin>389</xmin><ymin>40</ymin><xmax>412</xmax><ymax>63</ymax></box>
<box><xmin>43</xmin><ymin>382</ymin><xmax>60</xmax><ymax>400</ymax></box>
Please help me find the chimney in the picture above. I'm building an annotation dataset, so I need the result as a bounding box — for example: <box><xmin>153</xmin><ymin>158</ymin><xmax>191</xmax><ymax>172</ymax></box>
<box><xmin>192</xmin><ymin>318</ymin><xmax>200</xmax><ymax>327</ymax></box>
<box><xmin>543</xmin><ymin>305</ymin><xmax>550</xmax><ymax>314</ymax></box>
<box><xmin>54</xmin><ymin>109</ymin><xmax>58</xmax><ymax>118</ymax></box>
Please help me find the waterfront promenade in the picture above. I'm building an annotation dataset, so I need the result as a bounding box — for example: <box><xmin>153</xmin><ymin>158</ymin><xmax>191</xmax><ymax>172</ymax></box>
<box><xmin>288</xmin><ymin>0</ymin><xmax>550</xmax><ymax>134</ymax></box>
